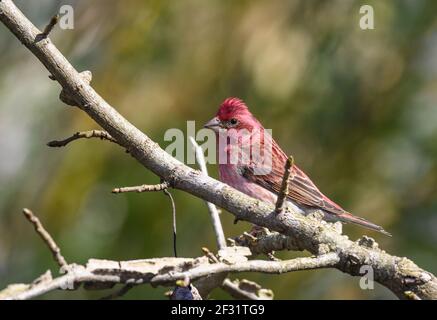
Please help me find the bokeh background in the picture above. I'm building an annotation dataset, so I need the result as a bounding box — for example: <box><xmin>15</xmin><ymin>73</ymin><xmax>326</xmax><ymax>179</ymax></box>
<box><xmin>0</xmin><ymin>0</ymin><xmax>436</xmax><ymax>299</ymax></box>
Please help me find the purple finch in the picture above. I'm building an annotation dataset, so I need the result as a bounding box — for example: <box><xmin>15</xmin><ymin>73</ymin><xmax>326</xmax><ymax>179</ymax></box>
<box><xmin>204</xmin><ymin>97</ymin><xmax>390</xmax><ymax>236</ymax></box>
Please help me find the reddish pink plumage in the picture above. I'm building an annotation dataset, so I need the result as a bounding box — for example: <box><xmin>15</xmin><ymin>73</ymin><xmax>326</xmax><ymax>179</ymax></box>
<box><xmin>208</xmin><ymin>97</ymin><xmax>390</xmax><ymax>236</ymax></box>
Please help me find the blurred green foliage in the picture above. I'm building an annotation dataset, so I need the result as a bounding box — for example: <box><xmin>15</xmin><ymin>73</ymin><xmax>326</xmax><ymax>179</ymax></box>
<box><xmin>0</xmin><ymin>0</ymin><xmax>436</xmax><ymax>299</ymax></box>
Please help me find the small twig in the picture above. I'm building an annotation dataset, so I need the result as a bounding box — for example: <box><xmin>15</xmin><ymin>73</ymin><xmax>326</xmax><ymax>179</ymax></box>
<box><xmin>221</xmin><ymin>278</ymin><xmax>273</xmax><ymax>300</ymax></box>
<box><xmin>112</xmin><ymin>180</ymin><xmax>177</xmax><ymax>257</ymax></box>
<box><xmin>39</xmin><ymin>14</ymin><xmax>59</xmax><ymax>39</ymax></box>
<box><xmin>275</xmin><ymin>155</ymin><xmax>294</xmax><ymax>213</ymax></box>
<box><xmin>47</xmin><ymin>130</ymin><xmax>118</xmax><ymax>148</ymax></box>
<box><xmin>164</xmin><ymin>188</ymin><xmax>177</xmax><ymax>258</ymax></box>
<box><xmin>112</xmin><ymin>182</ymin><xmax>169</xmax><ymax>194</ymax></box>
<box><xmin>189</xmin><ymin>137</ymin><xmax>227</xmax><ymax>250</ymax></box>
<box><xmin>100</xmin><ymin>284</ymin><xmax>134</xmax><ymax>300</ymax></box>
<box><xmin>201</xmin><ymin>247</ymin><xmax>220</xmax><ymax>263</ymax></box>
<box><xmin>22</xmin><ymin>208</ymin><xmax>68</xmax><ymax>272</ymax></box>
<box><xmin>221</xmin><ymin>279</ymin><xmax>258</xmax><ymax>300</ymax></box>
<box><xmin>243</xmin><ymin>231</ymin><xmax>257</xmax><ymax>242</ymax></box>
<box><xmin>227</xmin><ymin>238</ymin><xmax>236</xmax><ymax>246</ymax></box>
<box><xmin>267</xmin><ymin>252</ymin><xmax>281</xmax><ymax>261</ymax></box>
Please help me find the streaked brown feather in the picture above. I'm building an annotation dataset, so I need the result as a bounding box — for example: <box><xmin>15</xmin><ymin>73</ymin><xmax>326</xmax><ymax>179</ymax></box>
<box><xmin>243</xmin><ymin>138</ymin><xmax>347</xmax><ymax>216</ymax></box>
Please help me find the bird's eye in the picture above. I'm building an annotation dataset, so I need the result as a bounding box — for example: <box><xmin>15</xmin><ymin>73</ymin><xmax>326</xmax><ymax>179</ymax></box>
<box><xmin>229</xmin><ymin>118</ymin><xmax>239</xmax><ymax>126</ymax></box>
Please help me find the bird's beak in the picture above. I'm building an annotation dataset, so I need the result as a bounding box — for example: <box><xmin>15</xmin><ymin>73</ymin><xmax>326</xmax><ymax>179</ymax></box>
<box><xmin>203</xmin><ymin>116</ymin><xmax>221</xmax><ymax>130</ymax></box>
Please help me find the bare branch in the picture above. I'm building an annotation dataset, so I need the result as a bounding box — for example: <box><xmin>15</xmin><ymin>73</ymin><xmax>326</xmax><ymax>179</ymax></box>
<box><xmin>221</xmin><ymin>278</ymin><xmax>273</xmax><ymax>300</ymax></box>
<box><xmin>47</xmin><ymin>130</ymin><xmax>118</xmax><ymax>147</ymax></box>
<box><xmin>151</xmin><ymin>253</ymin><xmax>339</xmax><ymax>285</ymax></box>
<box><xmin>235</xmin><ymin>230</ymin><xmax>305</xmax><ymax>255</ymax></box>
<box><xmin>22</xmin><ymin>208</ymin><xmax>68</xmax><ymax>271</ymax></box>
<box><xmin>189</xmin><ymin>137</ymin><xmax>226</xmax><ymax>250</ymax></box>
<box><xmin>275</xmin><ymin>155</ymin><xmax>294</xmax><ymax>213</ymax></box>
<box><xmin>112</xmin><ymin>182</ymin><xmax>168</xmax><ymax>194</ymax></box>
<box><xmin>0</xmin><ymin>254</ymin><xmax>338</xmax><ymax>300</ymax></box>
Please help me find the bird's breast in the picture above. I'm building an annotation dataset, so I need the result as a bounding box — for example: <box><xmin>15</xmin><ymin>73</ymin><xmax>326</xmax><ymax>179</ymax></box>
<box><xmin>218</xmin><ymin>164</ymin><xmax>278</xmax><ymax>204</ymax></box>
<box><xmin>218</xmin><ymin>164</ymin><xmax>306</xmax><ymax>215</ymax></box>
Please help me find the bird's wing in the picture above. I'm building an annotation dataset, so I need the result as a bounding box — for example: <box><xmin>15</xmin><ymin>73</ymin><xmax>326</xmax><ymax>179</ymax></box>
<box><xmin>235</xmin><ymin>133</ymin><xmax>391</xmax><ymax>235</ymax></box>
<box><xmin>243</xmin><ymin>163</ymin><xmax>345</xmax><ymax>215</ymax></box>
<box><xmin>242</xmin><ymin>156</ymin><xmax>393</xmax><ymax>235</ymax></box>
<box><xmin>288</xmin><ymin>165</ymin><xmax>346</xmax><ymax>215</ymax></box>
<box><xmin>242</xmin><ymin>142</ymin><xmax>346</xmax><ymax>216</ymax></box>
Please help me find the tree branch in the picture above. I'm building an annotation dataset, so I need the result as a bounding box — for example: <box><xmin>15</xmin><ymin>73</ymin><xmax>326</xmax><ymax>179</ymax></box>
<box><xmin>47</xmin><ymin>130</ymin><xmax>118</xmax><ymax>147</ymax></box>
<box><xmin>0</xmin><ymin>254</ymin><xmax>337</xmax><ymax>300</ymax></box>
<box><xmin>22</xmin><ymin>208</ymin><xmax>68</xmax><ymax>271</ymax></box>
<box><xmin>112</xmin><ymin>182</ymin><xmax>169</xmax><ymax>194</ymax></box>
<box><xmin>235</xmin><ymin>230</ymin><xmax>306</xmax><ymax>255</ymax></box>
<box><xmin>1</xmin><ymin>0</ymin><xmax>436</xmax><ymax>299</ymax></box>
<box><xmin>275</xmin><ymin>155</ymin><xmax>294</xmax><ymax>213</ymax></box>
<box><xmin>221</xmin><ymin>278</ymin><xmax>273</xmax><ymax>300</ymax></box>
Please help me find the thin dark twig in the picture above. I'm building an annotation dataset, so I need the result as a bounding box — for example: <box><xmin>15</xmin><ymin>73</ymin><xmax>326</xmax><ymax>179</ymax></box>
<box><xmin>112</xmin><ymin>182</ymin><xmax>169</xmax><ymax>194</ymax></box>
<box><xmin>47</xmin><ymin>130</ymin><xmax>118</xmax><ymax>148</ymax></box>
<box><xmin>112</xmin><ymin>179</ymin><xmax>177</xmax><ymax>257</ymax></box>
<box><xmin>22</xmin><ymin>208</ymin><xmax>68</xmax><ymax>272</ymax></box>
<box><xmin>275</xmin><ymin>155</ymin><xmax>294</xmax><ymax>213</ymax></box>
<box><xmin>112</xmin><ymin>179</ymin><xmax>176</xmax><ymax>256</ymax></box>
<box><xmin>39</xmin><ymin>14</ymin><xmax>59</xmax><ymax>39</ymax></box>
<box><xmin>164</xmin><ymin>188</ymin><xmax>177</xmax><ymax>258</ymax></box>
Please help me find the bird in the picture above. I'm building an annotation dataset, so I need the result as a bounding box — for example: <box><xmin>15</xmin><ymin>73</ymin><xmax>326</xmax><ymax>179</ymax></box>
<box><xmin>204</xmin><ymin>97</ymin><xmax>391</xmax><ymax>236</ymax></box>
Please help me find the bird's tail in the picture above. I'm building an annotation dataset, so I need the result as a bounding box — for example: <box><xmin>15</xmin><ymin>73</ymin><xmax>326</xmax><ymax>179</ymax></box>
<box><xmin>336</xmin><ymin>212</ymin><xmax>392</xmax><ymax>237</ymax></box>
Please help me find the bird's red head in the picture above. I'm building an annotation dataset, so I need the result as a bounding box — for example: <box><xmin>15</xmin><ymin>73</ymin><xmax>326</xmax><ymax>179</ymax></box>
<box><xmin>204</xmin><ymin>97</ymin><xmax>261</xmax><ymax>132</ymax></box>
<box><xmin>217</xmin><ymin>97</ymin><xmax>250</xmax><ymax>121</ymax></box>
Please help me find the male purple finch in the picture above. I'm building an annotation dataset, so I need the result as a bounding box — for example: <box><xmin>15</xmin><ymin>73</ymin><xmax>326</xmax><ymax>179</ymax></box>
<box><xmin>204</xmin><ymin>97</ymin><xmax>390</xmax><ymax>236</ymax></box>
